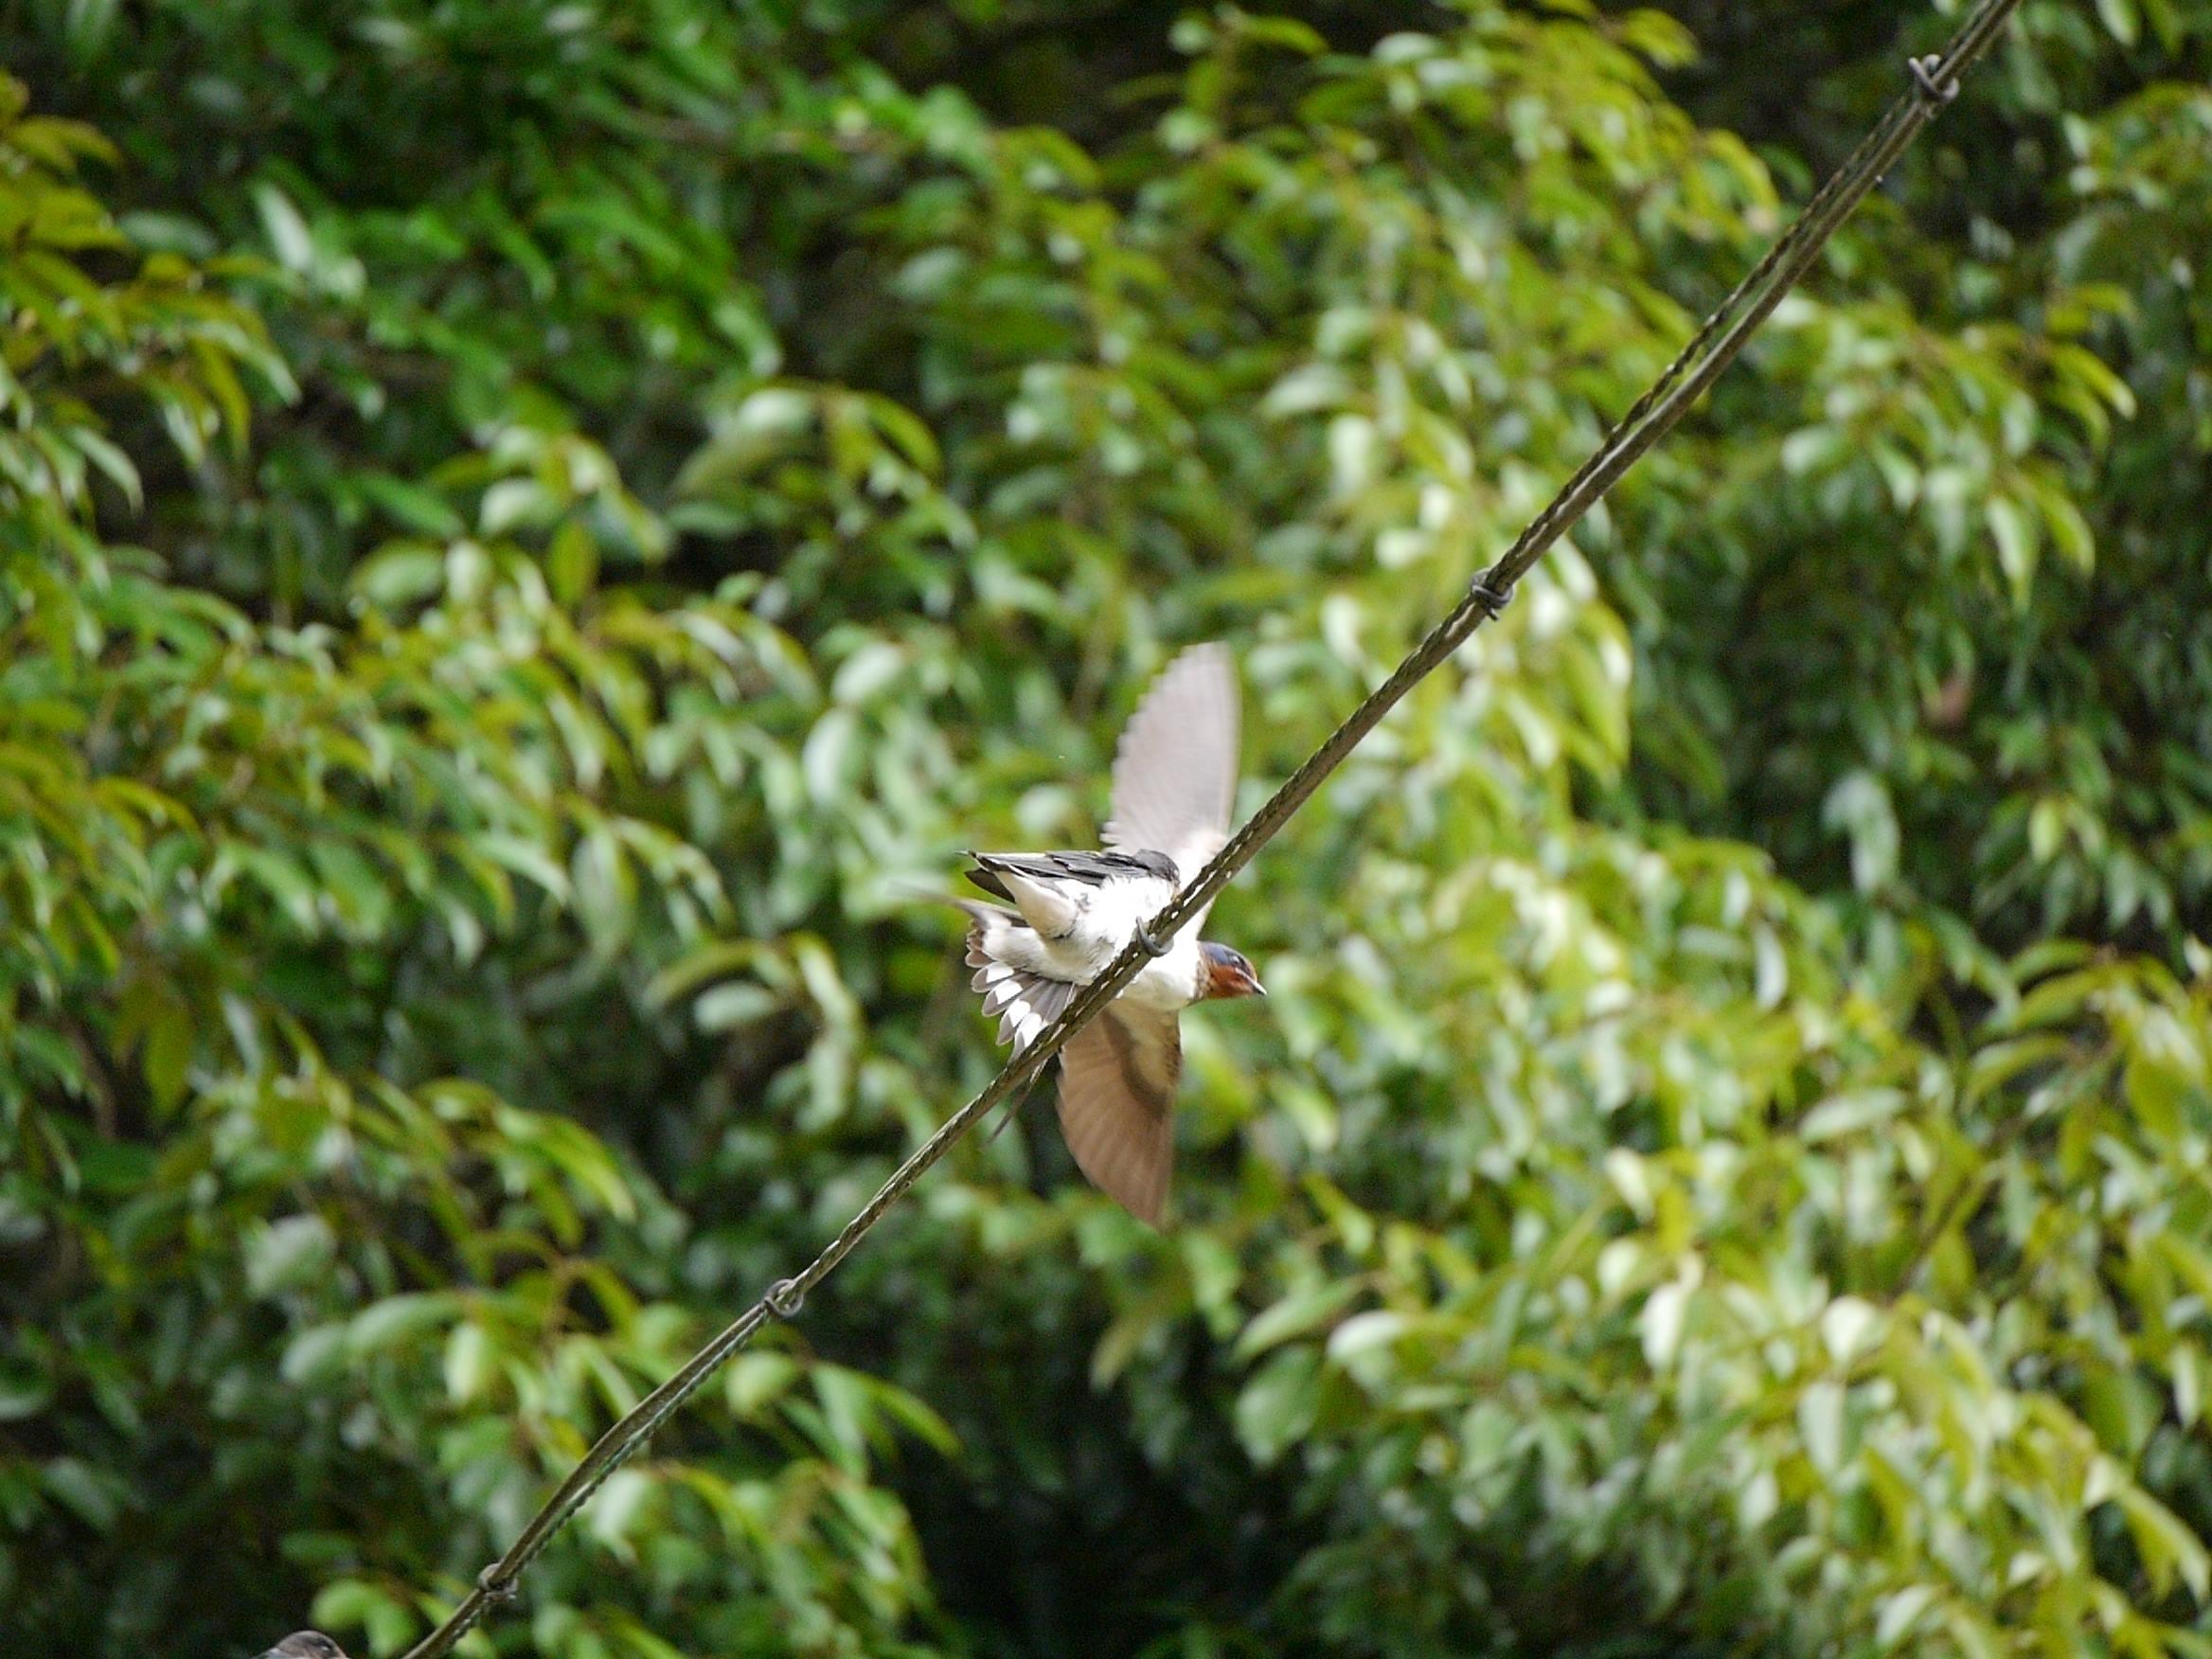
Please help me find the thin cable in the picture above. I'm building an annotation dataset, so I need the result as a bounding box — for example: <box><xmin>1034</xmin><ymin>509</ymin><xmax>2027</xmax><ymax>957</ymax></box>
<box><xmin>398</xmin><ymin>7</ymin><xmax>2018</xmax><ymax>1653</ymax></box>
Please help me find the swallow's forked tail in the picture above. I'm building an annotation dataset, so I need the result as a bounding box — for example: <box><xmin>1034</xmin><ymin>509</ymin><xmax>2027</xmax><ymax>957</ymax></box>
<box><xmin>956</xmin><ymin>900</ymin><xmax>1075</xmax><ymax>1051</ymax></box>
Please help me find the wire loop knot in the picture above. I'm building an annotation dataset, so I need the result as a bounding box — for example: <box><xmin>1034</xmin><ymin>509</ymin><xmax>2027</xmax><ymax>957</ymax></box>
<box><xmin>1469</xmin><ymin>579</ymin><xmax>1514</xmax><ymax>617</ymax></box>
<box><xmin>1908</xmin><ymin>55</ymin><xmax>1958</xmax><ymax>104</ymax></box>
<box><xmin>476</xmin><ymin>1568</ymin><xmax>518</xmax><ymax>1604</ymax></box>
<box><xmin>1133</xmin><ymin>925</ymin><xmax>1173</xmax><ymax>959</ymax></box>
<box><xmin>766</xmin><ymin>1278</ymin><xmax>806</xmax><ymax>1319</ymax></box>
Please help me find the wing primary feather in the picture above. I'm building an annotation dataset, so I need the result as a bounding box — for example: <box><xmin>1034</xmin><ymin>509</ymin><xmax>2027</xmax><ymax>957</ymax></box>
<box><xmin>1101</xmin><ymin>644</ymin><xmax>1239</xmax><ymax>907</ymax></box>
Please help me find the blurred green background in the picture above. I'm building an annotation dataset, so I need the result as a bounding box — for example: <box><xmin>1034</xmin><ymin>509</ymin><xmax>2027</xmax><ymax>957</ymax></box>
<box><xmin>5</xmin><ymin>1</ymin><xmax>2211</xmax><ymax>1654</ymax></box>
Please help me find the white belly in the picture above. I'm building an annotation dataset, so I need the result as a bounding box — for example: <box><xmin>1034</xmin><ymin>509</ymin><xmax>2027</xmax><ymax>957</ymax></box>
<box><xmin>1013</xmin><ymin>874</ymin><xmax>1204</xmax><ymax>1009</ymax></box>
<box><xmin>1125</xmin><ymin>930</ymin><xmax>1205</xmax><ymax>1010</ymax></box>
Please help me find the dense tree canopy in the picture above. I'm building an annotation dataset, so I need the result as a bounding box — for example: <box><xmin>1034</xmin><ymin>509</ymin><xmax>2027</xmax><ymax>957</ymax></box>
<box><xmin>4</xmin><ymin>2</ymin><xmax>2211</xmax><ymax>1655</ymax></box>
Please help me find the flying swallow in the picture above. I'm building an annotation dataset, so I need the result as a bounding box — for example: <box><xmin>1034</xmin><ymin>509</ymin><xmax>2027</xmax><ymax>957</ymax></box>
<box><xmin>256</xmin><ymin>1635</ymin><xmax>350</xmax><ymax>1659</ymax></box>
<box><xmin>956</xmin><ymin>643</ymin><xmax>1264</xmax><ymax>1226</ymax></box>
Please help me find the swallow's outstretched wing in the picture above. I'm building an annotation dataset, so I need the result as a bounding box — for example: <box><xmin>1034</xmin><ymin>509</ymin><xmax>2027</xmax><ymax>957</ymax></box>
<box><xmin>1101</xmin><ymin>643</ymin><xmax>1239</xmax><ymax>916</ymax></box>
<box><xmin>1056</xmin><ymin>1001</ymin><xmax>1181</xmax><ymax>1226</ymax></box>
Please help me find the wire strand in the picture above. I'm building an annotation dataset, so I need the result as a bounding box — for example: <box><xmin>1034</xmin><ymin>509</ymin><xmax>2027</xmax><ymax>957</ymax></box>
<box><xmin>397</xmin><ymin>5</ymin><xmax>2020</xmax><ymax>1651</ymax></box>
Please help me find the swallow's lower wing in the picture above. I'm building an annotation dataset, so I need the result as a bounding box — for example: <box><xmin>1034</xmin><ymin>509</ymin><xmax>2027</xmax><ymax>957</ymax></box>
<box><xmin>1057</xmin><ymin>1003</ymin><xmax>1182</xmax><ymax>1226</ymax></box>
<box><xmin>1101</xmin><ymin>644</ymin><xmax>1239</xmax><ymax>914</ymax></box>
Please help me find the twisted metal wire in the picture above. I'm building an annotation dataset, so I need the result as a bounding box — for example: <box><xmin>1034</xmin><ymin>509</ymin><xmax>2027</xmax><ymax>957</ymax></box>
<box><xmin>398</xmin><ymin>6</ymin><xmax>2019</xmax><ymax>1652</ymax></box>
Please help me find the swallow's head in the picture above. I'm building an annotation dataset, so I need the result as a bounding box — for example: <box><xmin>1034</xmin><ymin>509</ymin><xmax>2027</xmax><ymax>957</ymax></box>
<box><xmin>1198</xmin><ymin>941</ymin><xmax>1265</xmax><ymax>1001</ymax></box>
<box><xmin>259</xmin><ymin>1635</ymin><xmax>350</xmax><ymax>1659</ymax></box>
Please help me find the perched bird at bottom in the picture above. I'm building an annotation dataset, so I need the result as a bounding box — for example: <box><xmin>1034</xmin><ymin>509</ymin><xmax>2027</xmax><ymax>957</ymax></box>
<box><xmin>954</xmin><ymin>642</ymin><xmax>1265</xmax><ymax>1226</ymax></box>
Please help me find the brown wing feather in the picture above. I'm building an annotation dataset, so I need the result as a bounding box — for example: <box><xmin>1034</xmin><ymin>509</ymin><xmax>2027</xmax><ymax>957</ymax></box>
<box><xmin>1056</xmin><ymin>1004</ymin><xmax>1182</xmax><ymax>1226</ymax></box>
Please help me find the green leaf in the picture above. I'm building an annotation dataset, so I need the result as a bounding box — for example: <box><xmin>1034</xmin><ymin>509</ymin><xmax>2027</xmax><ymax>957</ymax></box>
<box><xmin>347</xmin><ymin>1294</ymin><xmax>455</xmax><ymax>1359</ymax></box>
<box><xmin>2115</xmin><ymin>1483</ymin><xmax>2211</xmax><ymax>1601</ymax></box>
<box><xmin>1987</xmin><ymin>495</ymin><xmax>2039</xmax><ymax>605</ymax></box>
<box><xmin>443</xmin><ymin>1322</ymin><xmax>495</xmax><ymax>1405</ymax></box>
<box><xmin>253</xmin><ymin>180</ymin><xmax>314</xmax><ymax>272</ymax></box>
<box><xmin>1871</xmin><ymin>1584</ymin><xmax>1933</xmax><ymax>1650</ymax></box>
<box><xmin>1235</xmin><ymin>1282</ymin><xmax>1364</xmax><ymax>1363</ymax></box>
<box><xmin>1798</xmin><ymin>1382</ymin><xmax>1847</xmax><ymax>1477</ymax></box>
<box><xmin>141</xmin><ymin>999</ymin><xmax>193</xmax><ymax>1112</ymax></box>
<box><xmin>548</xmin><ymin>519</ymin><xmax>598</xmax><ymax>605</ymax></box>
<box><xmin>41</xmin><ymin>1458</ymin><xmax>122</xmax><ymax>1531</ymax></box>
<box><xmin>245</xmin><ymin>1214</ymin><xmax>337</xmax><ymax>1297</ymax></box>
<box><xmin>1235</xmin><ymin>1347</ymin><xmax>1322</xmax><ymax>1468</ymax></box>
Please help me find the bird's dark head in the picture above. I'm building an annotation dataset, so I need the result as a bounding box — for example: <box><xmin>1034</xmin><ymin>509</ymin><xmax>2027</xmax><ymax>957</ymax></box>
<box><xmin>259</xmin><ymin>1635</ymin><xmax>349</xmax><ymax>1659</ymax></box>
<box><xmin>1198</xmin><ymin>941</ymin><xmax>1265</xmax><ymax>1001</ymax></box>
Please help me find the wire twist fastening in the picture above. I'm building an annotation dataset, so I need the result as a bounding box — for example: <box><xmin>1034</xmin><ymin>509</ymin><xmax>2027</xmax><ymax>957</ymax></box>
<box><xmin>1908</xmin><ymin>54</ymin><xmax>1959</xmax><ymax>104</ymax></box>
<box><xmin>1469</xmin><ymin>580</ymin><xmax>1513</xmax><ymax>617</ymax></box>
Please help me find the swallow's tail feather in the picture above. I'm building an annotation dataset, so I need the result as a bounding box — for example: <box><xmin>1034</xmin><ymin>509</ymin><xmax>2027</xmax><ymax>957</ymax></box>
<box><xmin>975</xmin><ymin>962</ymin><xmax>1075</xmax><ymax>1051</ymax></box>
<box><xmin>962</xmin><ymin>859</ymin><xmax>1013</xmax><ymax>903</ymax></box>
<box><xmin>955</xmin><ymin>900</ymin><xmax>1075</xmax><ymax>1051</ymax></box>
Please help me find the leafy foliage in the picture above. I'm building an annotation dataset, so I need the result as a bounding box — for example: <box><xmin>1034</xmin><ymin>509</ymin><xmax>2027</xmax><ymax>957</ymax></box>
<box><xmin>3</xmin><ymin>3</ymin><xmax>2210</xmax><ymax>1656</ymax></box>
